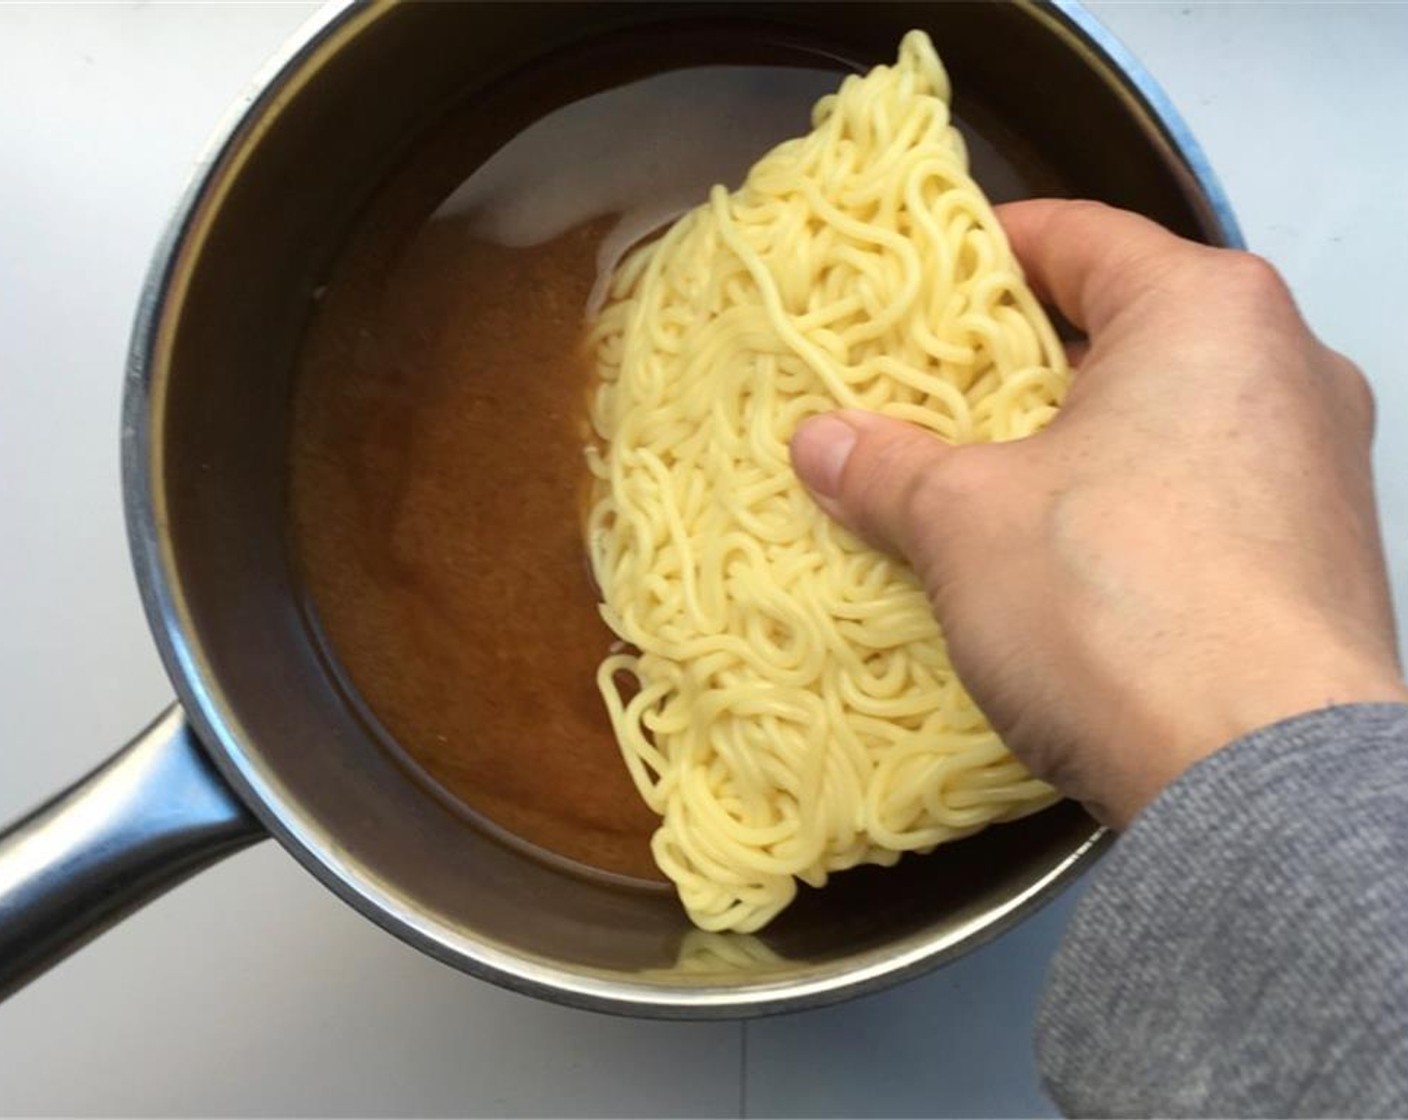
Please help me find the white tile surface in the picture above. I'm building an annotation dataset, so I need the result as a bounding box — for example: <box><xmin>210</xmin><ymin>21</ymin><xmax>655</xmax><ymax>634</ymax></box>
<box><xmin>2</xmin><ymin>2</ymin><xmax>1406</xmax><ymax>1117</ymax></box>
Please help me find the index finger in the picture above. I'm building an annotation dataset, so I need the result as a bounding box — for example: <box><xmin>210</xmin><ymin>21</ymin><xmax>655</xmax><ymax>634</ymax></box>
<box><xmin>995</xmin><ymin>200</ymin><xmax>1208</xmax><ymax>335</ymax></box>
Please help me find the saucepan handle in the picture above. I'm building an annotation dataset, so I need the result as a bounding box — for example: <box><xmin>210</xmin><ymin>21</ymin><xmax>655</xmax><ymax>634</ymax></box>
<box><xmin>0</xmin><ymin>704</ymin><xmax>265</xmax><ymax>1000</ymax></box>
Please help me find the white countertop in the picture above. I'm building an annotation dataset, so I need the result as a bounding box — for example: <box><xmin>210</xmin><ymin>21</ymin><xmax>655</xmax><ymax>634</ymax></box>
<box><xmin>2</xmin><ymin>3</ymin><xmax>1406</xmax><ymax>1115</ymax></box>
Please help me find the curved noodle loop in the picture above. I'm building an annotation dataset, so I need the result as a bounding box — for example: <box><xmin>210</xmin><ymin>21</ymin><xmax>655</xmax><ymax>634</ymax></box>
<box><xmin>587</xmin><ymin>32</ymin><xmax>1068</xmax><ymax>932</ymax></box>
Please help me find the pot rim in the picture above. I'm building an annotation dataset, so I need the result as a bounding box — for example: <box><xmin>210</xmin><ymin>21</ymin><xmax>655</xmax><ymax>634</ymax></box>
<box><xmin>120</xmin><ymin>0</ymin><xmax>1238</xmax><ymax>1018</ymax></box>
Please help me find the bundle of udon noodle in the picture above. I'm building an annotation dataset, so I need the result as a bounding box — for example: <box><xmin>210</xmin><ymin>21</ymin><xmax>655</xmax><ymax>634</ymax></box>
<box><xmin>586</xmin><ymin>31</ymin><xmax>1068</xmax><ymax>933</ymax></box>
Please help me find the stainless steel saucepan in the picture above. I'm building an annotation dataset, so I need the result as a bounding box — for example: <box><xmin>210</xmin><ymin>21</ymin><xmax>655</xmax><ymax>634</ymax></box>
<box><xmin>0</xmin><ymin>0</ymin><xmax>1240</xmax><ymax>1016</ymax></box>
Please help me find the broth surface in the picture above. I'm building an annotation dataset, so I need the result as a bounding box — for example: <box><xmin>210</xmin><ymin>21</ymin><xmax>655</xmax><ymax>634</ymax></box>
<box><xmin>289</xmin><ymin>56</ymin><xmax>1065</xmax><ymax>887</ymax></box>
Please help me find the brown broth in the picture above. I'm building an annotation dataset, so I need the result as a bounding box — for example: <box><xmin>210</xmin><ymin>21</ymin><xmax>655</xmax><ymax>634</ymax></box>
<box><xmin>289</xmin><ymin>55</ymin><xmax>1066</xmax><ymax>889</ymax></box>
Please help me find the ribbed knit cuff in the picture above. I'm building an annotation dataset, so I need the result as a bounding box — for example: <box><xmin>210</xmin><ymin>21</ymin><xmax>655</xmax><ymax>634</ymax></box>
<box><xmin>1037</xmin><ymin>704</ymin><xmax>1408</xmax><ymax>1118</ymax></box>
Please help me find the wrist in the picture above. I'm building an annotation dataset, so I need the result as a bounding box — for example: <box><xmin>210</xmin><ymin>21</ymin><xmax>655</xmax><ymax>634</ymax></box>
<box><xmin>1096</xmin><ymin>656</ymin><xmax>1408</xmax><ymax>830</ymax></box>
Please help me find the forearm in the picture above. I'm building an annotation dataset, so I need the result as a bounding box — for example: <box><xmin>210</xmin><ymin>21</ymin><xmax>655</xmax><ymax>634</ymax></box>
<box><xmin>1038</xmin><ymin>703</ymin><xmax>1408</xmax><ymax>1118</ymax></box>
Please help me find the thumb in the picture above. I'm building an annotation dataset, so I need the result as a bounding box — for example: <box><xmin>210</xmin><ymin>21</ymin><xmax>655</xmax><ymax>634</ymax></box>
<box><xmin>790</xmin><ymin>410</ymin><xmax>958</xmax><ymax>559</ymax></box>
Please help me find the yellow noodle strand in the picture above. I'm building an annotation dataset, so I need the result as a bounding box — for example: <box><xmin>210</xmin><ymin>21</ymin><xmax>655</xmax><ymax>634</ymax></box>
<box><xmin>587</xmin><ymin>31</ymin><xmax>1067</xmax><ymax>932</ymax></box>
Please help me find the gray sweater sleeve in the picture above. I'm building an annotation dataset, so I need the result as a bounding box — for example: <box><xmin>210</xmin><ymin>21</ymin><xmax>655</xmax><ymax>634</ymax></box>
<box><xmin>1037</xmin><ymin>703</ymin><xmax>1408</xmax><ymax>1118</ymax></box>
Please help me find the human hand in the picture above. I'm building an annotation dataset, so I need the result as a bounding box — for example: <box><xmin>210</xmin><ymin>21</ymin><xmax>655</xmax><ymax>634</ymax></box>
<box><xmin>790</xmin><ymin>200</ymin><xmax>1408</xmax><ymax>827</ymax></box>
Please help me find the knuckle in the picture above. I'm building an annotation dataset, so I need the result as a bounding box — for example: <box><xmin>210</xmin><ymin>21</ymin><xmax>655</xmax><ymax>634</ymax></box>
<box><xmin>844</xmin><ymin>426</ymin><xmax>965</xmax><ymax>546</ymax></box>
<box><xmin>1211</xmin><ymin>249</ymin><xmax>1292</xmax><ymax>303</ymax></box>
<box><xmin>900</xmin><ymin>443</ymin><xmax>991</xmax><ymax>527</ymax></box>
<box><xmin>895</xmin><ymin>452</ymin><xmax>947</xmax><ymax>532</ymax></box>
<box><xmin>1331</xmin><ymin>351</ymin><xmax>1376</xmax><ymax>431</ymax></box>
<box><xmin>1060</xmin><ymin>198</ymin><xmax>1118</xmax><ymax>224</ymax></box>
<box><xmin>860</xmin><ymin>428</ymin><xmax>939</xmax><ymax>506</ymax></box>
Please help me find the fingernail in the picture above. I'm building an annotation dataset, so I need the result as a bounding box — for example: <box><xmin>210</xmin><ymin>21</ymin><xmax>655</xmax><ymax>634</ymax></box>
<box><xmin>792</xmin><ymin>414</ymin><xmax>858</xmax><ymax>499</ymax></box>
